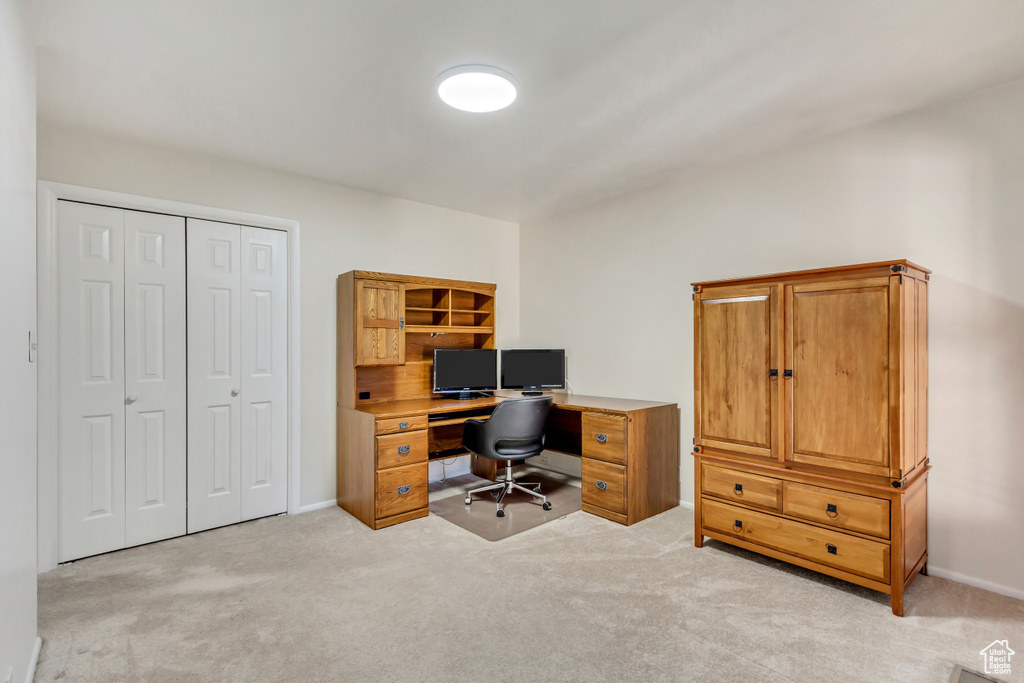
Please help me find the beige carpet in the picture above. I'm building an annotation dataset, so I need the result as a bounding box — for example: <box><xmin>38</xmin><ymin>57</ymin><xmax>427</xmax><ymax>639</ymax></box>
<box><xmin>36</xmin><ymin>501</ymin><xmax>1024</xmax><ymax>682</ymax></box>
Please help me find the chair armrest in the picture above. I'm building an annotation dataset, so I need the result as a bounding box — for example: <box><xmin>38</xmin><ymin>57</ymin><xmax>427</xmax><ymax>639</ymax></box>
<box><xmin>463</xmin><ymin>419</ymin><xmax>487</xmax><ymax>455</ymax></box>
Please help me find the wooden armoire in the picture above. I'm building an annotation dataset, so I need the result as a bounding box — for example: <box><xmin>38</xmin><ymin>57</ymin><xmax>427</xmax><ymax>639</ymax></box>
<box><xmin>691</xmin><ymin>260</ymin><xmax>929</xmax><ymax>616</ymax></box>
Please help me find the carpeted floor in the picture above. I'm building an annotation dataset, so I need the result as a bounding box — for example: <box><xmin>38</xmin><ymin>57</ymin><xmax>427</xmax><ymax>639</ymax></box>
<box><xmin>36</xmin><ymin>482</ymin><xmax>1024</xmax><ymax>682</ymax></box>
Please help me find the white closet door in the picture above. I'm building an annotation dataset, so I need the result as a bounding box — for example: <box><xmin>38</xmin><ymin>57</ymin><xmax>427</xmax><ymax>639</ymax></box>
<box><xmin>124</xmin><ymin>210</ymin><xmax>187</xmax><ymax>546</ymax></box>
<box><xmin>57</xmin><ymin>201</ymin><xmax>127</xmax><ymax>562</ymax></box>
<box><xmin>186</xmin><ymin>219</ymin><xmax>242</xmax><ymax>533</ymax></box>
<box><xmin>240</xmin><ymin>227</ymin><xmax>289</xmax><ymax>521</ymax></box>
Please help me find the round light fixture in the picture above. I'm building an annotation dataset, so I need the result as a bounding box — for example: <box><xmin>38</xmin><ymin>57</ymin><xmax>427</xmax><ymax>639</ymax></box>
<box><xmin>436</xmin><ymin>65</ymin><xmax>518</xmax><ymax>113</ymax></box>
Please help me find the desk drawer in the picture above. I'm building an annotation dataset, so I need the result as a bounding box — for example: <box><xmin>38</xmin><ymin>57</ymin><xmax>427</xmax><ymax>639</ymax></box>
<box><xmin>376</xmin><ymin>430</ymin><xmax>428</xmax><ymax>470</ymax></box>
<box><xmin>702</xmin><ymin>464</ymin><xmax>782</xmax><ymax>512</ymax></box>
<box><xmin>376</xmin><ymin>462</ymin><xmax>428</xmax><ymax>519</ymax></box>
<box><xmin>702</xmin><ymin>497</ymin><xmax>890</xmax><ymax>583</ymax></box>
<box><xmin>582</xmin><ymin>413</ymin><xmax>627</xmax><ymax>465</ymax></box>
<box><xmin>376</xmin><ymin>415</ymin><xmax>428</xmax><ymax>436</ymax></box>
<box><xmin>582</xmin><ymin>458</ymin><xmax>626</xmax><ymax>516</ymax></box>
<box><xmin>783</xmin><ymin>481</ymin><xmax>891</xmax><ymax>539</ymax></box>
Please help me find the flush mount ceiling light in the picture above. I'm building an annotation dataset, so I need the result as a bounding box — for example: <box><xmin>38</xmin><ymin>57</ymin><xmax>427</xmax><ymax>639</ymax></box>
<box><xmin>436</xmin><ymin>65</ymin><xmax>518</xmax><ymax>113</ymax></box>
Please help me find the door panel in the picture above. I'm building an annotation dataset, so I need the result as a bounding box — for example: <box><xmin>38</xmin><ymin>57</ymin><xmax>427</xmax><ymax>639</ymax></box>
<box><xmin>240</xmin><ymin>226</ymin><xmax>288</xmax><ymax>521</ymax></box>
<box><xmin>58</xmin><ymin>201</ymin><xmax>127</xmax><ymax>561</ymax></box>
<box><xmin>786</xmin><ymin>279</ymin><xmax>890</xmax><ymax>475</ymax></box>
<box><xmin>696</xmin><ymin>285</ymin><xmax>777</xmax><ymax>458</ymax></box>
<box><xmin>124</xmin><ymin>210</ymin><xmax>187</xmax><ymax>546</ymax></box>
<box><xmin>187</xmin><ymin>219</ymin><xmax>242</xmax><ymax>532</ymax></box>
<box><xmin>355</xmin><ymin>280</ymin><xmax>404</xmax><ymax>366</ymax></box>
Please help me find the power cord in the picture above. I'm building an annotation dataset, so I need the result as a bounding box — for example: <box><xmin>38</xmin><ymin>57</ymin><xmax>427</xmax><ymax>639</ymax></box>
<box><xmin>438</xmin><ymin>456</ymin><xmax>460</xmax><ymax>482</ymax></box>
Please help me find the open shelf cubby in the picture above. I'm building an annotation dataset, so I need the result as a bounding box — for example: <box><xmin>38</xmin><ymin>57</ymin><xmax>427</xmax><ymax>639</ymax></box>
<box><xmin>404</xmin><ymin>285</ymin><xmax>494</xmax><ymax>332</ymax></box>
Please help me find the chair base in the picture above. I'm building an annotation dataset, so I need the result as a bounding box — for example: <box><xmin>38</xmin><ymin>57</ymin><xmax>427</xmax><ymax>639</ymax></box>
<box><xmin>465</xmin><ymin>461</ymin><xmax>551</xmax><ymax>516</ymax></box>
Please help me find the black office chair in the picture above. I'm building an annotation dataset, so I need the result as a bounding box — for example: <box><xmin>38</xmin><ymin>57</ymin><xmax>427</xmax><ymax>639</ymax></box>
<box><xmin>463</xmin><ymin>396</ymin><xmax>554</xmax><ymax>517</ymax></box>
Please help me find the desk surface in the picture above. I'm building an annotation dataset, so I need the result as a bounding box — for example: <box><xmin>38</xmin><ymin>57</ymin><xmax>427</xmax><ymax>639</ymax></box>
<box><xmin>353</xmin><ymin>391</ymin><xmax>676</xmax><ymax>419</ymax></box>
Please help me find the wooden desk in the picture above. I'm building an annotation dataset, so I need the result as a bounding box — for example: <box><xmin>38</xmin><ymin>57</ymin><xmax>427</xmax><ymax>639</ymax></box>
<box><xmin>337</xmin><ymin>392</ymin><xmax>680</xmax><ymax>530</ymax></box>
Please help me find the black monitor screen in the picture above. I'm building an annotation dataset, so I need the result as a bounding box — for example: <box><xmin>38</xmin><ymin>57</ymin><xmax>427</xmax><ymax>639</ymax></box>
<box><xmin>501</xmin><ymin>349</ymin><xmax>565</xmax><ymax>390</ymax></box>
<box><xmin>432</xmin><ymin>349</ymin><xmax>498</xmax><ymax>392</ymax></box>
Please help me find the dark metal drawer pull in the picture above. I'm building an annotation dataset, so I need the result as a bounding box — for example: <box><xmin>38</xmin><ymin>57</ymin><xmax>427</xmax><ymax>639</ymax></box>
<box><xmin>397</xmin><ymin>445</ymin><xmax>410</xmax><ymax>454</ymax></box>
<box><xmin>397</xmin><ymin>485</ymin><xmax>410</xmax><ymax>495</ymax></box>
<box><xmin>733</xmin><ymin>520</ymin><xmax>743</xmax><ymax>531</ymax></box>
<box><xmin>398</xmin><ymin>421</ymin><xmax>409</xmax><ymax>429</ymax></box>
<box><xmin>826</xmin><ymin>503</ymin><xmax>838</xmax><ymax>518</ymax></box>
<box><xmin>826</xmin><ymin>543</ymin><xmax>837</xmax><ymax>555</ymax></box>
<box><xmin>596</xmin><ymin>433</ymin><xmax>608</xmax><ymax>443</ymax></box>
<box><xmin>596</xmin><ymin>481</ymin><xmax>608</xmax><ymax>491</ymax></box>
<box><xmin>734</xmin><ymin>483</ymin><xmax>743</xmax><ymax>495</ymax></box>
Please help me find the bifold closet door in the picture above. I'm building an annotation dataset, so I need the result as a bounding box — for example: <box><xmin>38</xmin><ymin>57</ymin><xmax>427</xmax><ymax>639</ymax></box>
<box><xmin>187</xmin><ymin>219</ymin><xmax>288</xmax><ymax>533</ymax></box>
<box><xmin>239</xmin><ymin>226</ymin><xmax>289</xmax><ymax>522</ymax></box>
<box><xmin>124</xmin><ymin>210</ymin><xmax>187</xmax><ymax>546</ymax></box>
<box><xmin>57</xmin><ymin>201</ymin><xmax>186</xmax><ymax>562</ymax></box>
<box><xmin>187</xmin><ymin>219</ymin><xmax>243</xmax><ymax>533</ymax></box>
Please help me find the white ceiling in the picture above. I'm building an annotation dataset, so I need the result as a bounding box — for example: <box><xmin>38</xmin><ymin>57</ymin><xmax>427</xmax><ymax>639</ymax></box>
<box><xmin>31</xmin><ymin>0</ymin><xmax>1024</xmax><ymax>222</ymax></box>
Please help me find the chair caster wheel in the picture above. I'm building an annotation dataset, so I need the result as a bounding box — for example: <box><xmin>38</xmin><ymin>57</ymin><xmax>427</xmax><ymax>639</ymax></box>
<box><xmin>465</xmin><ymin>497</ymin><xmax>472</xmax><ymax>505</ymax></box>
<box><xmin>497</xmin><ymin>509</ymin><xmax>505</xmax><ymax>518</ymax></box>
<box><xmin>543</xmin><ymin>502</ymin><xmax>552</xmax><ymax>511</ymax></box>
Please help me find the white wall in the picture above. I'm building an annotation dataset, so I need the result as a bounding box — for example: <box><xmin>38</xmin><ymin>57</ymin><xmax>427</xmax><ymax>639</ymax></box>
<box><xmin>0</xmin><ymin>0</ymin><xmax>38</xmax><ymax>679</ymax></box>
<box><xmin>37</xmin><ymin>123</ymin><xmax>520</xmax><ymax>509</ymax></box>
<box><xmin>520</xmin><ymin>77</ymin><xmax>1024</xmax><ymax>598</ymax></box>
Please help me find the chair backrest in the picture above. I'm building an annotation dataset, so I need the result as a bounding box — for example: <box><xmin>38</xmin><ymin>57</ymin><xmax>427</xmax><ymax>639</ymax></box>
<box><xmin>475</xmin><ymin>395</ymin><xmax>553</xmax><ymax>459</ymax></box>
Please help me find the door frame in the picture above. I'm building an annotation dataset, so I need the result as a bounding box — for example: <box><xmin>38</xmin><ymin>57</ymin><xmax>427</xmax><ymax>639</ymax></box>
<box><xmin>37</xmin><ymin>181</ymin><xmax>302</xmax><ymax>572</ymax></box>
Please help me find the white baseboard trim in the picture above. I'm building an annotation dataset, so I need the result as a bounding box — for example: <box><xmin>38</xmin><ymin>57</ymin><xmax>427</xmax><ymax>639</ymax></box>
<box><xmin>926</xmin><ymin>566</ymin><xmax>1024</xmax><ymax>601</ymax></box>
<box><xmin>26</xmin><ymin>636</ymin><xmax>41</xmax><ymax>683</ymax></box>
<box><xmin>678</xmin><ymin>500</ymin><xmax>695</xmax><ymax>511</ymax></box>
<box><xmin>298</xmin><ymin>500</ymin><xmax>338</xmax><ymax>513</ymax></box>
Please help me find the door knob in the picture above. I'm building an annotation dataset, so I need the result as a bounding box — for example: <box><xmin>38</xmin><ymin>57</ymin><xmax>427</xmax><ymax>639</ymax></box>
<box><xmin>125</xmin><ymin>394</ymin><xmax>137</xmax><ymax>404</ymax></box>
<box><xmin>231</xmin><ymin>388</ymin><xmax>240</xmax><ymax>397</ymax></box>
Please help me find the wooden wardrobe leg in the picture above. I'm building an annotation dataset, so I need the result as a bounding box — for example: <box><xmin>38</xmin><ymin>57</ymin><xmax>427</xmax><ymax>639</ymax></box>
<box><xmin>890</xmin><ymin>585</ymin><xmax>905</xmax><ymax>617</ymax></box>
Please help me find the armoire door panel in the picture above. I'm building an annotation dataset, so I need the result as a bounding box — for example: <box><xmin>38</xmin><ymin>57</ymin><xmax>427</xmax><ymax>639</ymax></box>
<box><xmin>786</xmin><ymin>279</ymin><xmax>891</xmax><ymax>475</ymax></box>
<box><xmin>57</xmin><ymin>201</ymin><xmax>127</xmax><ymax>562</ymax></box>
<box><xmin>187</xmin><ymin>218</ymin><xmax>243</xmax><ymax>533</ymax></box>
<box><xmin>696</xmin><ymin>285</ymin><xmax>776</xmax><ymax>458</ymax></box>
<box><xmin>240</xmin><ymin>226</ymin><xmax>288</xmax><ymax>521</ymax></box>
<box><xmin>124</xmin><ymin>210</ymin><xmax>187</xmax><ymax>547</ymax></box>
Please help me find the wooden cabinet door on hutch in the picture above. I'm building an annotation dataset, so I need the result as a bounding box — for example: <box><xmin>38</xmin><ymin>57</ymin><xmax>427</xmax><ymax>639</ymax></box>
<box><xmin>354</xmin><ymin>280</ymin><xmax>405</xmax><ymax>366</ymax></box>
<box><xmin>694</xmin><ymin>284</ymin><xmax>781</xmax><ymax>460</ymax></box>
<box><xmin>784</xmin><ymin>277</ymin><xmax>893</xmax><ymax>477</ymax></box>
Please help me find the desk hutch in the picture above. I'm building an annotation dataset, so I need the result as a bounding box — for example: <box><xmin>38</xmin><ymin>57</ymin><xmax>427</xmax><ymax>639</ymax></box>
<box><xmin>336</xmin><ymin>270</ymin><xmax>681</xmax><ymax>530</ymax></box>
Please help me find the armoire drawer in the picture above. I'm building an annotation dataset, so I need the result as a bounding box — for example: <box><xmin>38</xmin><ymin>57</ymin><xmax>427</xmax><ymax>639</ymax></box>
<box><xmin>376</xmin><ymin>430</ymin><xmax>428</xmax><ymax>470</ymax></box>
<box><xmin>702</xmin><ymin>464</ymin><xmax>782</xmax><ymax>512</ymax></box>
<box><xmin>702</xmin><ymin>497</ymin><xmax>890</xmax><ymax>583</ymax></box>
<box><xmin>581</xmin><ymin>458</ymin><xmax>626</xmax><ymax>515</ymax></box>
<box><xmin>782</xmin><ymin>481</ymin><xmax>891</xmax><ymax>539</ymax></box>
<box><xmin>376</xmin><ymin>462</ymin><xmax>428</xmax><ymax>519</ymax></box>
<box><xmin>582</xmin><ymin>413</ymin><xmax>627</xmax><ymax>465</ymax></box>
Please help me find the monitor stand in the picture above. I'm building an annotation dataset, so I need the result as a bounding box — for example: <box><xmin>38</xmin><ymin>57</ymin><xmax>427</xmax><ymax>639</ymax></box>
<box><xmin>521</xmin><ymin>391</ymin><xmax>543</xmax><ymax>396</ymax></box>
<box><xmin>454</xmin><ymin>391</ymin><xmax>489</xmax><ymax>400</ymax></box>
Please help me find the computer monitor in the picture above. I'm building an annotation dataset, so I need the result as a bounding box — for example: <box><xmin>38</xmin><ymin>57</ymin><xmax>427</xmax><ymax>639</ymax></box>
<box><xmin>500</xmin><ymin>349</ymin><xmax>565</xmax><ymax>396</ymax></box>
<box><xmin>432</xmin><ymin>349</ymin><xmax>498</xmax><ymax>399</ymax></box>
